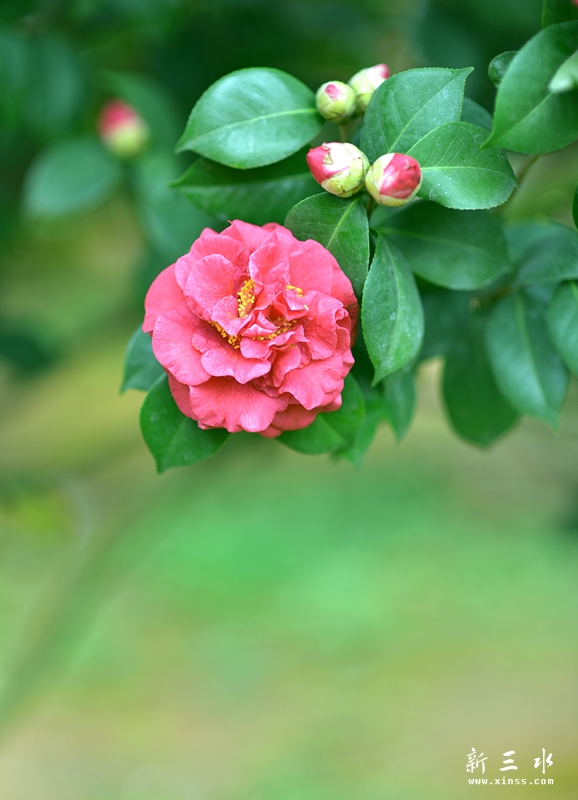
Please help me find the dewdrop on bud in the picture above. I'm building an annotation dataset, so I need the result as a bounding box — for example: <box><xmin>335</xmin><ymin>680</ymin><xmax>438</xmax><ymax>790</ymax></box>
<box><xmin>306</xmin><ymin>142</ymin><xmax>370</xmax><ymax>198</ymax></box>
<box><xmin>98</xmin><ymin>99</ymin><xmax>149</xmax><ymax>158</ymax></box>
<box><xmin>315</xmin><ymin>81</ymin><xmax>357</xmax><ymax>123</ymax></box>
<box><xmin>365</xmin><ymin>153</ymin><xmax>422</xmax><ymax>207</ymax></box>
<box><xmin>348</xmin><ymin>63</ymin><xmax>390</xmax><ymax>113</ymax></box>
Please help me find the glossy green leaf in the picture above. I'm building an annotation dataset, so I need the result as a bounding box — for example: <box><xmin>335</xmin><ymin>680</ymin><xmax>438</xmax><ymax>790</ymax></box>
<box><xmin>420</xmin><ymin>290</ymin><xmax>471</xmax><ymax>360</ymax></box>
<box><xmin>174</xmin><ymin>150</ymin><xmax>318</xmax><ymax>226</ymax></box>
<box><xmin>329</xmin><ymin>374</ymin><xmax>365</xmax><ymax>446</ymax></box>
<box><xmin>487</xmin><ymin>51</ymin><xmax>517</xmax><ymax>86</ymax></box>
<box><xmin>376</xmin><ymin>202</ymin><xmax>510</xmax><ymax>290</ymax></box>
<box><xmin>121</xmin><ymin>326</ymin><xmax>164</xmax><ymax>393</ymax></box>
<box><xmin>574</xmin><ymin>183</ymin><xmax>578</xmax><ymax>228</ymax></box>
<box><xmin>336</xmin><ymin>376</ymin><xmax>382</xmax><ymax>465</ymax></box>
<box><xmin>23</xmin><ymin>136</ymin><xmax>122</xmax><ymax>217</ymax></box>
<box><xmin>360</xmin><ymin>67</ymin><xmax>472</xmax><ymax>162</ymax></box>
<box><xmin>280</xmin><ymin>374</ymin><xmax>365</xmax><ymax>456</ymax></box>
<box><xmin>512</xmin><ymin>220</ymin><xmax>578</xmax><ymax>285</ymax></box>
<box><xmin>382</xmin><ymin>367</ymin><xmax>416</xmax><ymax>441</ymax></box>
<box><xmin>485</xmin><ymin>292</ymin><xmax>569</xmax><ymax>427</ymax></box>
<box><xmin>176</xmin><ymin>67</ymin><xmax>323</xmax><ymax>169</ymax></box>
<box><xmin>362</xmin><ymin>237</ymin><xmax>424</xmax><ymax>384</ymax></box>
<box><xmin>546</xmin><ymin>280</ymin><xmax>578</xmax><ymax>373</ymax></box>
<box><xmin>140</xmin><ymin>376</ymin><xmax>228</xmax><ymax>472</ymax></box>
<box><xmin>485</xmin><ymin>22</ymin><xmax>578</xmax><ymax>154</ymax></box>
<box><xmin>542</xmin><ymin>0</ymin><xmax>578</xmax><ymax>26</ymax></box>
<box><xmin>443</xmin><ymin>309</ymin><xmax>518</xmax><ymax>446</ymax></box>
<box><xmin>133</xmin><ymin>151</ymin><xmax>217</xmax><ymax>261</ymax></box>
<box><xmin>101</xmin><ymin>70</ymin><xmax>182</xmax><ymax>148</ymax></box>
<box><xmin>461</xmin><ymin>97</ymin><xmax>493</xmax><ymax>131</ymax></box>
<box><xmin>278</xmin><ymin>415</ymin><xmax>344</xmax><ymax>455</ymax></box>
<box><xmin>285</xmin><ymin>193</ymin><xmax>369</xmax><ymax>297</ymax></box>
<box><xmin>408</xmin><ymin>122</ymin><xmax>516</xmax><ymax>210</ymax></box>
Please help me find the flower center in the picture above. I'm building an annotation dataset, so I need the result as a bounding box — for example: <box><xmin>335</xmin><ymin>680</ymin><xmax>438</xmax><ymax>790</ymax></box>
<box><xmin>237</xmin><ymin>278</ymin><xmax>255</xmax><ymax>317</ymax></box>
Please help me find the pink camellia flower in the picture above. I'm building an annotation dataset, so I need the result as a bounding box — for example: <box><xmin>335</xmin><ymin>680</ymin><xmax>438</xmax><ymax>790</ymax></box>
<box><xmin>307</xmin><ymin>142</ymin><xmax>370</xmax><ymax>197</ymax></box>
<box><xmin>365</xmin><ymin>153</ymin><xmax>422</xmax><ymax>207</ymax></box>
<box><xmin>143</xmin><ymin>221</ymin><xmax>358</xmax><ymax>437</ymax></box>
<box><xmin>348</xmin><ymin>63</ymin><xmax>390</xmax><ymax>112</ymax></box>
<box><xmin>98</xmin><ymin>99</ymin><xmax>149</xmax><ymax>157</ymax></box>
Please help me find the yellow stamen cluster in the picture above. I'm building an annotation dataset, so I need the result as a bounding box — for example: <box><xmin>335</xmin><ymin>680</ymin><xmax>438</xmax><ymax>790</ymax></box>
<box><xmin>211</xmin><ymin>321</ymin><xmax>240</xmax><ymax>349</ymax></box>
<box><xmin>286</xmin><ymin>284</ymin><xmax>303</xmax><ymax>296</ymax></box>
<box><xmin>237</xmin><ymin>279</ymin><xmax>256</xmax><ymax>317</ymax></box>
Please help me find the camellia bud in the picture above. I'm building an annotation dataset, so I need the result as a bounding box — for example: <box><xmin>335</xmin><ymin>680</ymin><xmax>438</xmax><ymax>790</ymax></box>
<box><xmin>315</xmin><ymin>81</ymin><xmax>357</xmax><ymax>122</ymax></box>
<box><xmin>365</xmin><ymin>153</ymin><xmax>422</xmax><ymax>207</ymax></box>
<box><xmin>348</xmin><ymin>63</ymin><xmax>390</xmax><ymax>113</ymax></box>
<box><xmin>98</xmin><ymin>99</ymin><xmax>149</xmax><ymax>158</ymax></box>
<box><xmin>306</xmin><ymin>142</ymin><xmax>370</xmax><ymax>198</ymax></box>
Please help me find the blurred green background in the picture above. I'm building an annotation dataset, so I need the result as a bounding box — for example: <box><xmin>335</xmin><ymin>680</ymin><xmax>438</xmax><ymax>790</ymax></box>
<box><xmin>1</xmin><ymin>0</ymin><xmax>578</xmax><ymax>797</ymax></box>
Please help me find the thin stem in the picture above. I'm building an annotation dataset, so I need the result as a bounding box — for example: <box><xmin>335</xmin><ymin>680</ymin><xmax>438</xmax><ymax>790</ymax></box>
<box><xmin>365</xmin><ymin>195</ymin><xmax>376</xmax><ymax>217</ymax></box>
<box><xmin>339</xmin><ymin>123</ymin><xmax>349</xmax><ymax>143</ymax></box>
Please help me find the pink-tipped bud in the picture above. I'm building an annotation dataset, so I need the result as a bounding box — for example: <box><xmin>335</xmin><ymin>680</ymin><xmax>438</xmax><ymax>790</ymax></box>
<box><xmin>348</xmin><ymin>63</ymin><xmax>390</xmax><ymax>113</ymax></box>
<box><xmin>307</xmin><ymin>142</ymin><xmax>370</xmax><ymax>198</ymax></box>
<box><xmin>98</xmin><ymin>100</ymin><xmax>149</xmax><ymax>158</ymax></box>
<box><xmin>315</xmin><ymin>81</ymin><xmax>357</xmax><ymax>123</ymax></box>
<box><xmin>365</xmin><ymin>153</ymin><xmax>422</xmax><ymax>207</ymax></box>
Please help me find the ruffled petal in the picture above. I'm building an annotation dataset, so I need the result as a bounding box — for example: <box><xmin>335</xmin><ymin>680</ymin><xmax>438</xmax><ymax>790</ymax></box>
<box><xmin>151</xmin><ymin>306</ymin><xmax>210</xmax><ymax>387</ymax></box>
<box><xmin>143</xmin><ymin>264</ymin><xmax>184</xmax><ymax>333</ymax></box>
<box><xmin>184</xmin><ymin>254</ymin><xmax>238</xmax><ymax>320</ymax></box>
<box><xmin>175</xmin><ymin>229</ymin><xmax>243</xmax><ymax>289</ymax></box>
<box><xmin>193</xmin><ymin>325</ymin><xmax>271</xmax><ymax>384</ymax></box>
<box><xmin>168</xmin><ymin>373</ymin><xmax>194</xmax><ymax>417</ymax></box>
<box><xmin>188</xmin><ymin>378</ymin><xmax>288</xmax><ymax>433</ymax></box>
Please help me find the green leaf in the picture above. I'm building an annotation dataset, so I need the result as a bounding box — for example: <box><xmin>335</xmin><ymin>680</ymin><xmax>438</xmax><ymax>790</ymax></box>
<box><xmin>512</xmin><ymin>220</ymin><xmax>578</xmax><ymax>285</ymax></box>
<box><xmin>133</xmin><ymin>151</ymin><xmax>217</xmax><ymax>261</ymax></box>
<box><xmin>485</xmin><ymin>292</ymin><xmax>569</xmax><ymax>427</ymax></box>
<box><xmin>485</xmin><ymin>22</ymin><xmax>578</xmax><ymax>154</ymax></box>
<box><xmin>140</xmin><ymin>376</ymin><xmax>228</xmax><ymax>472</ymax></box>
<box><xmin>174</xmin><ymin>149</ymin><xmax>318</xmax><ymax>226</ymax></box>
<box><xmin>420</xmin><ymin>289</ymin><xmax>471</xmax><ymax>360</ymax></box>
<box><xmin>376</xmin><ymin>202</ymin><xmax>510</xmax><ymax>290</ymax></box>
<box><xmin>279</xmin><ymin>374</ymin><xmax>365</xmax><ymax>456</ymax></box>
<box><xmin>335</xmin><ymin>376</ymin><xmax>382</xmax><ymax>465</ymax></box>
<box><xmin>278</xmin><ymin>415</ymin><xmax>344</xmax><ymax>455</ymax></box>
<box><xmin>443</xmin><ymin>309</ymin><xmax>518</xmax><ymax>446</ymax></box>
<box><xmin>461</xmin><ymin>97</ymin><xmax>493</xmax><ymax>131</ymax></box>
<box><xmin>121</xmin><ymin>326</ymin><xmax>164</xmax><ymax>393</ymax></box>
<box><xmin>329</xmin><ymin>374</ymin><xmax>365</xmax><ymax>446</ymax></box>
<box><xmin>408</xmin><ymin>122</ymin><xmax>516</xmax><ymax>210</ymax></box>
<box><xmin>285</xmin><ymin>193</ymin><xmax>369</xmax><ymax>297</ymax></box>
<box><xmin>362</xmin><ymin>237</ymin><xmax>424</xmax><ymax>384</ymax></box>
<box><xmin>573</xmin><ymin>183</ymin><xmax>578</xmax><ymax>228</ymax></box>
<box><xmin>382</xmin><ymin>367</ymin><xmax>416</xmax><ymax>441</ymax></box>
<box><xmin>360</xmin><ymin>67</ymin><xmax>472</xmax><ymax>162</ymax></box>
<box><xmin>542</xmin><ymin>0</ymin><xmax>578</xmax><ymax>26</ymax></box>
<box><xmin>546</xmin><ymin>280</ymin><xmax>578</xmax><ymax>373</ymax></box>
<box><xmin>176</xmin><ymin>67</ymin><xmax>323</xmax><ymax>169</ymax></box>
<box><xmin>101</xmin><ymin>70</ymin><xmax>182</xmax><ymax>148</ymax></box>
<box><xmin>487</xmin><ymin>51</ymin><xmax>517</xmax><ymax>86</ymax></box>
<box><xmin>23</xmin><ymin>136</ymin><xmax>122</xmax><ymax>217</ymax></box>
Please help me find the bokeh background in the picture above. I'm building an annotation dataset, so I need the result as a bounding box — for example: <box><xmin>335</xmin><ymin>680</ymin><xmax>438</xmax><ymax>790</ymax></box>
<box><xmin>1</xmin><ymin>0</ymin><xmax>578</xmax><ymax>797</ymax></box>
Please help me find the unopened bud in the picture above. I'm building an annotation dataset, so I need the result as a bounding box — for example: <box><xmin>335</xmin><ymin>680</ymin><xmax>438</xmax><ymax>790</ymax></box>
<box><xmin>98</xmin><ymin>100</ymin><xmax>149</xmax><ymax>158</ymax></box>
<box><xmin>365</xmin><ymin>153</ymin><xmax>422</xmax><ymax>207</ymax></box>
<box><xmin>549</xmin><ymin>50</ymin><xmax>578</xmax><ymax>93</ymax></box>
<box><xmin>348</xmin><ymin>63</ymin><xmax>390</xmax><ymax>113</ymax></box>
<box><xmin>315</xmin><ymin>81</ymin><xmax>357</xmax><ymax>122</ymax></box>
<box><xmin>306</xmin><ymin>142</ymin><xmax>370</xmax><ymax>198</ymax></box>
